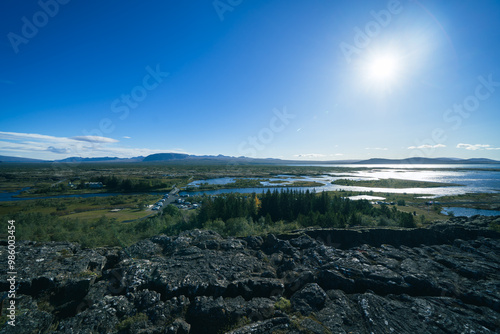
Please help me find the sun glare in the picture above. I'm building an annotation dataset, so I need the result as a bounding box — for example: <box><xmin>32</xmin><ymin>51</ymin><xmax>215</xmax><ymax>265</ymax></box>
<box><xmin>367</xmin><ymin>54</ymin><xmax>400</xmax><ymax>83</ymax></box>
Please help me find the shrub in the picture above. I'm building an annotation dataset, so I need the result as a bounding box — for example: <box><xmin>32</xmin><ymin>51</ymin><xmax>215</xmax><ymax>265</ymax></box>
<box><xmin>203</xmin><ymin>219</ymin><xmax>225</xmax><ymax>235</ymax></box>
<box><xmin>163</xmin><ymin>204</ymin><xmax>180</xmax><ymax>216</ymax></box>
<box><xmin>225</xmin><ymin>217</ymin><xmax>252</xmax><ymax>237</ymax></box>
<box><xmin>274</xmin><ymin>297</ymin><xmax>291</xmax><ymax>313</ymax></box>
<box><xmin>116</xmin><ymin>313</ymin><xmax>148</xmax><ymax>332</ymax></box>
<box><xmin>378</xmin><ymin>217</ymin><xmax>390</xmax><ymax>226</ymax></box>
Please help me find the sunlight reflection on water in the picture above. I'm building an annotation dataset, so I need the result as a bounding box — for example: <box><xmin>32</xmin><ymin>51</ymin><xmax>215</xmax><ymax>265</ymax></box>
<box><xmin>183</xmin><ymin>165</ymin><xmax>500</xmax><ymax>198</ymax></box>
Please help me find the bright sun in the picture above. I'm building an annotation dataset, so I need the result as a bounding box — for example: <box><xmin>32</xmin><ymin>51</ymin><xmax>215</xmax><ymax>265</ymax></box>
<box><xmin>367</xmin><ymin>53</ymin><xmax>400</xmax><ymax>84</ymax></box>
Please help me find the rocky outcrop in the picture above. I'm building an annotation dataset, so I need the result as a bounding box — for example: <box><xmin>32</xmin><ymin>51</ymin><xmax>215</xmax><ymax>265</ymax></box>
<box><xmin>1</xmin><ymin>216</ymin><xmax>499</xmax><ymax>333</ymax></box>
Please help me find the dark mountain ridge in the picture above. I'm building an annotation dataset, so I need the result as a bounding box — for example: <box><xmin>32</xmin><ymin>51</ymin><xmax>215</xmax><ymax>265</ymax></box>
<box><xmin>1</xmin><ymin>153</ymin><xmax>499</xmax><ymax>165</ymax></box>
<box><xmin>0</xmin><ymin>155</ymin><xmax>46</xmax><ymax>163</ymax></box>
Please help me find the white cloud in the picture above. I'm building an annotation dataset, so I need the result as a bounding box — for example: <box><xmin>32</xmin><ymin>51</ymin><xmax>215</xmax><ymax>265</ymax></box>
<box><xmin>0</xmin><ymin>139</ymin><xmax>85</xmax><ymax>156</ymax></box>
<box><xmin>0</xmin><ymin>131</ymin><xmax>71</xmax><ymax>143</ymax></box>
<box><xmin>0</xmin><ymin>140</ymin><xmax>54</xmax><ymax>152</ymax></box>
<box><xmin>408</xmin><ymin>144</ymin><xmax>446</xmax><ymax>149</ymax></box>
<box><xmin>0</xmin><ymin>131</ymin><xmax>187</xmax><ymax>159</ymax></box>
<box><xmin>0</xmin><ymin>131</ymin><xmax>118</xmax><ymax>144</ymax></box>
<box><xmin>71</xmin><ymin>136</ymin><xmax>119</xmax><ymax>143</ymax></box>
<box><xmin>457</xmin><ymin>143</ymin><xmax>500</xmax><ymax>150</ymax></box>
<box><xmin>365</xmin><ymin>147</ymin><xmax>388</xmax><ymax>151</ymax></box>
<box><xmin>0</xmin><ymin>131</ymin><xmax>119</xmax><ymax>157</ymax></box>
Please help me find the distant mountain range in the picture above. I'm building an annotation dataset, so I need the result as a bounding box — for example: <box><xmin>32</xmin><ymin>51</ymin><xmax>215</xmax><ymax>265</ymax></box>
<box><xmin>57</xmin><ymin>156</ymin><xmax>145</xmax><ymax>163</ymax></box>
<box><xmin>0</xmin><ymin>155</ymin><xmax>47</xmax><ymax>163</ymax></box>
<box><xmin>0</xmin><ymin>154</ymin><xmax>499</xmax><ymax>165</ymax></box>
<box><xmin>351</xmin><ymin>157</ymin><xmax>500</xmax><ymax>165</ymax></box>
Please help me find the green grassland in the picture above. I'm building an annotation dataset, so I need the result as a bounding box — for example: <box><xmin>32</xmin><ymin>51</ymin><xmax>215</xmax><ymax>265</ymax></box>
<box><xmin>435</xmin><ymin>192</ymin><xmax>500</xmax><ymax>210</ymax></box>
<box><xmin>61</xmin><ymin>208</ymin><xmax>153</xmax><ymax>222</ymax></box>
<box><xmin>0</xmin><ymin>194</ymin><xmax>159</xmax><ymax>220</ymax></box>
<box><xmin>290</xmin><ymin>181</ymin><xmax>325</xmax><ymax>187</ymax></box>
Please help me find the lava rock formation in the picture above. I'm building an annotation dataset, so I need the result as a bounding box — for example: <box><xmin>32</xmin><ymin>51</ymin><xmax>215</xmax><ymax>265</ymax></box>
<box><xmin>1</xmin><ymin>216</ymin><xmax>499</xmax><ymax>333</ymax></box>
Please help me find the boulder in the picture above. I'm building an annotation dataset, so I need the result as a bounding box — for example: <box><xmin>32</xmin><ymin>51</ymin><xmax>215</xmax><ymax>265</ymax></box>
<box><xmin>290</xmin><ymin>283</ymin><xmax>328</xmax><ymax>314</ymax></box>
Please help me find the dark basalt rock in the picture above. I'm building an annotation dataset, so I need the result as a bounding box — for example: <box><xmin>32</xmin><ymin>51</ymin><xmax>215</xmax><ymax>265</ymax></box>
<box><xmin>1</xmin><ymin>216</ymin><xmax>499</xmax><ymax>333</ymax></box>
<box><xmin>290</xmin><ymin>283</ymin><xmax>328</xmax><ymax>315</ymax></box>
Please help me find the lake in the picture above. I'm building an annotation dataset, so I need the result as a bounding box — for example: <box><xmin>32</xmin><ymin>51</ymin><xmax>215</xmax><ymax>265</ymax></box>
<box><xmin>181</xmin><ymin>164</ymin><xmax>500</xmax><ymax>198</ymax></box>
<box><xmin>1</xmin><ymin>164</ymin><xmax>499</xmax><ymax>202</ymax></box>
<box><xmin>441</xmin><ymin>207</ymin><xmax>500</xmax><ymax>217</ymax></box>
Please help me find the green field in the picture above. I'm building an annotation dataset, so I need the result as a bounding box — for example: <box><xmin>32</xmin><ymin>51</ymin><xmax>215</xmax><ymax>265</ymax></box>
<box><xmin>61</xmin><ymin>208</ymin><xmax>154</xmax><ymax>222</ymax></box>
<box><xmin>0</xmin><ymin>194</ymin><xmax>160</xmax><ymax>220</ymax></box>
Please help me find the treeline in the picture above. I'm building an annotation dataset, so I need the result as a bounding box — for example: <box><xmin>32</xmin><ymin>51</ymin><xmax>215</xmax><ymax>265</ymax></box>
<box><xmin>29</xmin><ymin>178</ymin><xmax>170</xmax><ymax>195</ymax></box>
<box><xmin>4</xmin><ymin>190</ymin><xmax>416</xmax><ymax>248</ymax></box>
<box><xmin>3</xmin><ymin>209</ymin><xmax>188</xmax><ymax>248</ymax></box>
<box><xmin>92</xmin><ymin>176</ymin><xmax>172</xmax><ymax>192</ymax></box>
<box><xmin>198</xmin><ymin>190</ymin><xmax>416</xmax><ymax>229</ymax></box>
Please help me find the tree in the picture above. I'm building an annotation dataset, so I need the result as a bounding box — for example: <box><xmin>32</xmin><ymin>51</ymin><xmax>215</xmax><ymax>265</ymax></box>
<box><xmin>400</xmin><ymin>212</ymin><xmax>416</xmax><ymax>228</ymax></box>
<box><xmin>122</xmin><ymin>179</ymin><xmax>133</xmax><ymax>192</ymax></box>
<box><xmin>203</xmin><ymin>219</ymin><xmax>225</xmax><ymax>235</ymax></box>
<box><xmin>136</xmin><ymin>201</ymin><xmax>147</xmax><ymax>210</ymax></box>
<box><xmin>107</xmin><ymin>176</ymin><xmax>120</xmax><ymax>189</ymax></box>
<box><xmin>265</xmin><ymin>213</ymin><xmax>273</xmax><ymax>226</ymax></box>
<box><xmin>163</xmin><ymin>204</ymin><xmax>180</xmax><ymax>216</ymax></box>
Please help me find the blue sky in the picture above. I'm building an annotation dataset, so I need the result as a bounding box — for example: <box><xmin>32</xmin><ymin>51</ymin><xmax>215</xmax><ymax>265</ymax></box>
<box><xmin>1</xmin><ymin>0</ymin><xmax>500</xmax><ymax>161</ymax></box>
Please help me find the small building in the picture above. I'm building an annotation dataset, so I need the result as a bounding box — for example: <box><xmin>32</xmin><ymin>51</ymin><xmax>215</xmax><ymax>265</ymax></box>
<box><xmin>85</xmin><ymin>182</ymin><xmax>104</xmax><ymax>189</ymax></box>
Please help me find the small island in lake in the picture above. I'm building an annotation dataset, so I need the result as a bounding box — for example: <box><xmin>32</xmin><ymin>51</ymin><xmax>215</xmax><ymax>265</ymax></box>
<box><xmin>332</xmin><ymin>178</ymin><xmax>463</xmax><ymax>188</ymax></box>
